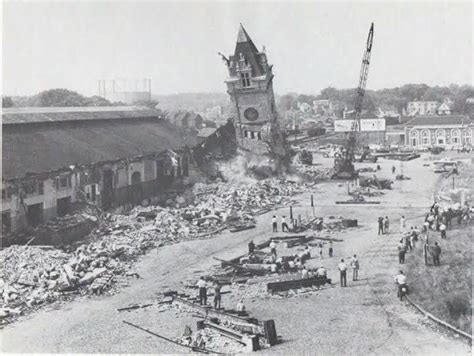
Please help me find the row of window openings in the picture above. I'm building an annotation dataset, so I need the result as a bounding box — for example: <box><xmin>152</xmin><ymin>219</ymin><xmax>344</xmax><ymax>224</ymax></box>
<box><xmin>244</xmin><ymin>130</ymin><xmax>262</xmax><ymax>140</ymax></box>
<box><xmin>2</xmin><ymin>158</ymin><xmax>191</xmax><ymax>201</ymax></box>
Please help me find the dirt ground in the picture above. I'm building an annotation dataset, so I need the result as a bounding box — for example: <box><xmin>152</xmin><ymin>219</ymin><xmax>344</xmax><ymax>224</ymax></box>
<box><xmin>0</xmin><ymin>153</ymin><xmax>471</xmax><ymax>354</ymax></box>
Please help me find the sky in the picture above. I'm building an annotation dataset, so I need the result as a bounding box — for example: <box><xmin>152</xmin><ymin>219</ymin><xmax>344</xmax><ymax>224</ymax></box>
<box><xmin>2</xmin><ymin>1</ymin><xmax>473</xmax><ymax>97</ymax></box>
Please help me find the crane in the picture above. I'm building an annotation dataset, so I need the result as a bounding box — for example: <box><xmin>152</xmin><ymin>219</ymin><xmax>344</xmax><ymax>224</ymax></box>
<box><xmin>333</xmin><ymin>23</ymin><xmax>374</xmax><ymax>179</ymax></box>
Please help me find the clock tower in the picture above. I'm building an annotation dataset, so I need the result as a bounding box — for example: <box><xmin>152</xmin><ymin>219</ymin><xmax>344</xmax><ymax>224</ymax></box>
<box><xmin>222</xmin><ymin>24</ymin><xmax>287</xmax><ymax>163</ymax></box>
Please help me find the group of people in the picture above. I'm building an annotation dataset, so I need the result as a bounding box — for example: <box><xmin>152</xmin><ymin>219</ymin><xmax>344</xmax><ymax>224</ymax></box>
<box><xmin>377</xmin><ymin>216</ymin><xmax>390</xmax><ymax>235</ymax></box>
<box><xmin>196</xmin><ymin>277</ymin><xmax>222</xmax><ymax>309</ymax></box>
<box><xmin>337</xmin><ymin>255</ymin><xmax>360</xmax><ymax>287</ymax></box>
<box><xmin>271</xmin><ymin>215</ymin><xmax>290</xmax><ymax>232</ymax></box>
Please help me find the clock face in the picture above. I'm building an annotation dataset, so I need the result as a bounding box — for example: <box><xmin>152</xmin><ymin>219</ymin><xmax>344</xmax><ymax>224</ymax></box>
<box><xmin>244</xmin><ymin>107</ymin><xmax>259</xmax><ymax>121</ymax></box>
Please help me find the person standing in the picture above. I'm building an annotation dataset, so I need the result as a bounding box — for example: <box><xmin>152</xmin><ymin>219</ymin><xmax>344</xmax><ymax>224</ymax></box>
<box><xmin>378</xmin><ymin>217</ymin><xmax>384</xmax><ymax>235</ymax></box>
<box><xmin>269</xmin><ymin>239</ymin><xmax>277</xmax><ymax>258</ymax></box>
<box><xmin>248</xmin><ymin>240</ymin><xmax>255</xmax><ymax>254</ymax></box>
<box><xmin>213</xmin><ymin>281</ymin><xmax>222</xmax><ymax>309</ymax></box>
<box><xmin>392</xmin><ymin>165</ymin><xmax>396</xmax><ymax>174</ymax></box>
<box><xmin>281</xmin><ymin>216</ymin><xmax>289</xmax><ymax>232</ymax></box>
<box><xmin>319</xmin><ymin>242</ymin><xmax>323</xmax><ymax>259</ymax></box>
<box><xmin>350</xmin><ymin>255</ymin><xmax>360</xmax><ymax>281</ymax></box>
<box><xmin>398</xmin><ymin>240</ymin><xmax>407</xmax><ymax>264</ymax></box>
<box><xmin>197</xmin><ymin>277</ymin><xmax>207</xmax><ymax>305</ymax></box>
<box><xmin>328</xmin><ymin>241</ymin><xmax>333</xmax><ymax>257</ymax></box>
<box><xmin>338</xmin><ymin>259</ymin><xmax>347</xmax><ymax>287</ymax></box>
<box><xmin>439</xmin><ymin>223</ymin><xmax>447</xmax><ymax>239</ymax></box>
<box><xmin>384</xmin><ymin>216</ymin><xmax>390</xmax><ymax>234</ymax></box>
<box><xmin>272</xmin><ymin>215</ymin><xmax>278</xmax><ymax>232</ymax></box>
<box><xmin>432</xmin><ymin>242</ymin><xmax>442</xmax><ymax>266</ymax></box>
<box><xmin>301</xmin><ymin>266</ymin><xmax>309</xmax><ymax>279</ymax></box>
<box><xmin>400</xmin><ymin>215</ymin><xmax>406</xmax><ymax>232</ymax></box>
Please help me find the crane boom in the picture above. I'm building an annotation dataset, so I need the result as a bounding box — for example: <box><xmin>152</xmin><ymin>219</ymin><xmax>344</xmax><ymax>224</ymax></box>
<box><xmin>333</xmin><ymin>23</ymin><xmax>374</xmax><ymax>179</ymax></box>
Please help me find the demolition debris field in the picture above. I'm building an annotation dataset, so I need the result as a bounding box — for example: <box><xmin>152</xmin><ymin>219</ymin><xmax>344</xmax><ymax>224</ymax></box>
<box><xmin>0</xmin><ymin>153</ymin><xmax>471</xmax><ymax>354</ymax></box>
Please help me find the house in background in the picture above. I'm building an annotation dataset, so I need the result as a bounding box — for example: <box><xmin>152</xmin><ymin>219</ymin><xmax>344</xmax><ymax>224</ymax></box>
<box><xmin>406</xmin><ymin>101</ymin><xmax>440</xmax><ymax>116</ymax></box>
<box><xmin>376</xmin><ymin>105</ymin><xmax>399</xmax><ymax>118</ymax></box>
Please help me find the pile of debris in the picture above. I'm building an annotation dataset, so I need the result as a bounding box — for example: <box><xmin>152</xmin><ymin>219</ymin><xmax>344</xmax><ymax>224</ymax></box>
<box><xmin>292</xmin><ymin>164</ymin><xmax>331</xmax><ymax>181</ymax></box>
<box><xmin>1</xmin><ymin>177</ymin><xmax>312</xmax><ymax>324</ymax></box>
<box><xmin>359</xmin><ymin>175</ymin><xmax>393</xmax><ymax>190</ymax></box>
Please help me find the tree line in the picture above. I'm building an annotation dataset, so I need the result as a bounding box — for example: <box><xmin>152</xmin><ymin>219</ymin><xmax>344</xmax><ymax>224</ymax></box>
<box><xmin>277</xmin><ymin>84</ymin><xmax>474</xmax><ymax>116</ymax></box>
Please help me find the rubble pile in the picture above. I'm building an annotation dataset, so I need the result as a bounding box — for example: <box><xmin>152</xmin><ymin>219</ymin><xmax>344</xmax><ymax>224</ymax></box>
<box><xmin>178</xmin><ymin>327</ymin><xmax>244</xmax><ymax>353</ymax></box>
<box><xmin>359</xmin><ymin>175</ymin><xmax>393</xmax><ymax>190</ymax></box>
<box><xmin>1</xmin><ymin>177</ymin><xmax>312</xmax><ymax>324</ymax></box>
<box><xmin>292</xmin><ymin>164</ymin><xmax>331</xmax><ymax>181</ymax></box>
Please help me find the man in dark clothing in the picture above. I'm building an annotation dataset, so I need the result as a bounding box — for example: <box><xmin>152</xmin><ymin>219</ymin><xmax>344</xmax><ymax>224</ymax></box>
<box><xmin>392</xmin><ymin>166</ymin><xmax>396</xmax><ymax>174</ymax></box>
<box><xmin>378</xmin><ymin>217</ymin><xmax>384</xmax><ymax>235</ymax></box>
<box><xmin>398</xmin><ymin>240</ymin><xmax>407</xmax><ymax>264</ymax></box>
<box><xmin>432</xmin><ymin>242</ymin><xmax>441</xmax><ymax>266</ymax></box>
<box><xmin>248</xmin><ymin>240</ymin><xmax>255</xmax><ymax>254</ymax></box>
<box><xmin>213</xmin><ymin>281</ymin><xmax>222</xmax><ymax>309</ymax></box>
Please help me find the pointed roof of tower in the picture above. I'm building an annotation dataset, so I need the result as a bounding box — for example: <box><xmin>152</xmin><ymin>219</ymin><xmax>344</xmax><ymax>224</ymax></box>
<box><xmin>233</xmin><ymin>24</ymin><xmax>264</xmax><ymax>76</ymax></box>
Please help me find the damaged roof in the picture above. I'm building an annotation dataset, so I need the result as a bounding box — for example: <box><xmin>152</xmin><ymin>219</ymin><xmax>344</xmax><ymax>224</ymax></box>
<box><xmin>2</xmin><ymin>111</ymin><xmax>199</xmax><ymax>179</ymax></box>
<box><xmin>2</xmin><ymin>106</ymin><xmax>160</xmax><ymax>124</ymax></box>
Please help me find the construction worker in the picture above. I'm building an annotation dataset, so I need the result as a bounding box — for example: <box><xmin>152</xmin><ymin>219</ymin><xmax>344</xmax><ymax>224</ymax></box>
<box><xmin>338</xmin><ymin>259</ymin><xmax>347</xmax><ymax>287</ymax></box>
<box><xmin>350</xmin><ymin>254</ymin><xmax>360</xmax><ymax>281</ymax></box>
<box><xmin>432</xmin><ymin>242</ymin><xmax>441</xmax><ymax>266</ymax></box>
<box><xmin>197</xmin><ymin>277</ymin><xmax>207</xmax><ymax>306</ymax></box>
<box><xmin>281</xmin><ymin>216</ymin><xmax>289</xmax><ymax>232</ymax></box>
<box><xmin>272</xmin><ymin>215</ymin><xmax>278</xmax><ymax>232</ymax></box>
<box><xmin>213</xmin><ymin>281</ymin><xmax>222</xmax><ymax>309</ymax></box>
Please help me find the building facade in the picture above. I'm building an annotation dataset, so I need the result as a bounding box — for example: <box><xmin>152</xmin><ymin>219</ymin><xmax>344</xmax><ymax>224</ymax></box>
<box><xmin>404</xmin><ymin>115</ymin><xmax>473</xmax><ymax>148</ymax></box>
<box><xmin>1</xmin><ymin>107</ymin><xmax>201</xmax><ymax>235</ymax></box>
<box><xmin>222</xmin><ymin>24</ymin><xmax>286</xmax><ymax>162</ymax></box>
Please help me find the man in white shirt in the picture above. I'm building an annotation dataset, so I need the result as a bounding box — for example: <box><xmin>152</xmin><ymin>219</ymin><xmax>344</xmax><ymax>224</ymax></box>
<box><xmin>301</xmin><ymin>266</ymin><xmax>309</xmax><ymax>279</ymax></box>
<box><xmin>338</xmin><ymin>259</ymin><xmax>347</xmax><ymax>287</ymax></box>
<box><xmin>269</xmin><ymin>240</ymin><xmax>277</xmax><ymax>258</ymax></box>
<box><xmin>196</xmin><ymin>277</ymin><xmax>207</xmax><ymax>305</ymax></box>
<box><xmin>394</xmin><ymin>270</ymin><xmax>407</xmax><ymax>296</ymax></box>
<box><xmin>316</xmin><ymin>265</ymin><xmax>327</xmax><ymax>278</ymax></box>
<box><xmin>439</xmin><ymin>223</ymin><xmax>447</xmax><ymax>239</ymax></box>
<box><xmin>350</xmin><ymin>255</ymin><xmax>360</xmax><ymax>281</ymax></box>
<box><xmin>400</xmin><ymin>215</ymin><xmax>406</xmax><ymax>232</ymax></box>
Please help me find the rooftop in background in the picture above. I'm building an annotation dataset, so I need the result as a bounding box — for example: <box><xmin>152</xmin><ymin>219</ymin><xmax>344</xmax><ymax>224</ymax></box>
<box><xmin>2</xmin><ymin>106</ymin><xmax>160</xmax><ymax>124</ymax></box>
<box><xmin>404</xmin><ymin>115</ymin><xmax>472</xmax><ymax>126</ymax></box>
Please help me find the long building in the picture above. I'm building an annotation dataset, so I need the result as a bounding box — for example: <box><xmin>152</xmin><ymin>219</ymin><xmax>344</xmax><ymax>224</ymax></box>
<box><xmin>404</xmin><ymin>115</ymin><xmax>473</xmax><ymax>148</ymax></box>
<box><xmin>1</xmin><ymin>106</ymin><xmax>202</xmax><ymax>235</ymax></box>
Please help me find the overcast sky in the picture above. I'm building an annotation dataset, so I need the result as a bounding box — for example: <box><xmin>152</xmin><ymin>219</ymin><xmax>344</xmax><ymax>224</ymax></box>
<box><xmin>2</xmin><ymin>1</ymin><xmax>473</xmax><ymax>97</ymax></box>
